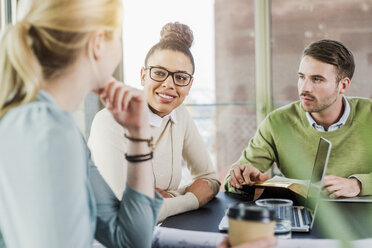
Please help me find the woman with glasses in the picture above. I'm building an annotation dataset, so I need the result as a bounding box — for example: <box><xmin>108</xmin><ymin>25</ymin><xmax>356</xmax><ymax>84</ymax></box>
<box><xmin>89</xmin><ymin>22</ymin><xmax>220</xmax><ymax>222</ymax></box>
<box><xmin>0</xmin><ymin>0</ymin><xmax>162</xmax><ymax>247</ymax></box>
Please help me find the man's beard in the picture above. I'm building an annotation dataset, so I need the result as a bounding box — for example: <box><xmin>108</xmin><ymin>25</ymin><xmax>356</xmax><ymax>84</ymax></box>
<box><xmin>300</xmin><ymin>90</ymin><xmax>338</xmax><ymax>113</ymax></box>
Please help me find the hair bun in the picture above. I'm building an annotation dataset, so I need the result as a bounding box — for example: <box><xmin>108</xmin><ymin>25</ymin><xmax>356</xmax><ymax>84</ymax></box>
<box><xmin>160</xmin><ymin>22</ymin><xmax>193</xmax><ymax>49</ymax></box>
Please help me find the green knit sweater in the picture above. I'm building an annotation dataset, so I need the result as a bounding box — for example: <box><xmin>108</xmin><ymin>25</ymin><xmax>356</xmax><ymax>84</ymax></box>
<box><xmin>224</xmin><ymin>97</ymin><xmax>372</xmax><ymax>196</ymax></box>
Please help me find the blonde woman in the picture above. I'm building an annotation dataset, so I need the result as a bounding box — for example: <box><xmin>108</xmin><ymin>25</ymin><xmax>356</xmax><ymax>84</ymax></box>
<box><xmin>88</xmin><ymin>22</ymin><xmax>220</xmax><ymax>222</ymax></box>
<box><xmin>0</xmin><ymin>0</ymin><xmax>162</xmax><ymax>247</ymax></box>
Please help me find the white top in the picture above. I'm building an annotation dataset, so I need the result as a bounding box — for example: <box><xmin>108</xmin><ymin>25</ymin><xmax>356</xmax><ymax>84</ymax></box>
<box><xmin>148</xmin><ymin>108</ymin><xmax>177</xmax><ymax>127</ymax></box>
<box><xmin>88</xmin><ymin>105</ymin><xmax>220</xmax><ymax>222</ymax></box>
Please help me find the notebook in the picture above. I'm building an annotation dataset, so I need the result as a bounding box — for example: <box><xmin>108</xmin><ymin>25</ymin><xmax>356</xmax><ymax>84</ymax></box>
<box><xmin>218</xmin><ymin>137</ymin><xmax>332</xmax><ymax>233</ymax></box>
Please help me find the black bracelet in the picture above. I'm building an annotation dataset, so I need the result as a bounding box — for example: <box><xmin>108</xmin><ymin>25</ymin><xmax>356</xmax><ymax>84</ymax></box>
<box><xmin>125</xmin><ymin>151</ymin><xmax>153</xmax><ymax>163</ymax></box>
<box><xmin>124</xmin><ymin>133</ymin><xmax>154</xmax><ymax>150</ymax></box>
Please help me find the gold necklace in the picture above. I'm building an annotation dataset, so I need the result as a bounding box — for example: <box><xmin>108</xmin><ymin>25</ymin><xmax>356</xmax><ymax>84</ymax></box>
<box><xmin>152</xmin><ymin>119</ymin><xmax>173</xmax><ymax>189</ymax></box>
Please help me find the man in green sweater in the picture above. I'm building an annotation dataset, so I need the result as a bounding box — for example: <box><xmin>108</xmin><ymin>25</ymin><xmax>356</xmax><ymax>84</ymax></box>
<box><xmin>224</xmin><ymin>39</ymin><xmax>372</xmax><ymax>198</ymax></box>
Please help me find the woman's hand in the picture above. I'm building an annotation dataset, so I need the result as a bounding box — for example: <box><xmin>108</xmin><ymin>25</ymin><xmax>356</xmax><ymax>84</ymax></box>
<box><xmin>95</xmin><ymin>78</ymin><xmax>154</xmax><ymax>198</ymax></box>
<box><xmin>96</xmin><ymin>79</ymin><xmax>149</xmax><ymax>137</ymax></box>
<box><xmin>185</xmin><ymin>179</ymin><xmax>214</xmax><ymax>207</ymax></box>
<box><xmin>155</xmin><ymin>188</ymin><xmax>173</xmax><ymax>198</ymax></box>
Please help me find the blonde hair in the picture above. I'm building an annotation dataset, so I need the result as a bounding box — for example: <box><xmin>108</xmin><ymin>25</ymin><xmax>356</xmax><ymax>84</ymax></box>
<box><xmin>0</xmin><ymin>0</ymin><xmax>123</xmax><ymax>118</ymax></box>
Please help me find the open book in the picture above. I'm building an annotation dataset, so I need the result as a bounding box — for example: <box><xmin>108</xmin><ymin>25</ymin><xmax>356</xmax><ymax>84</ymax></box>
<box><xmin>253</xmin><ymin>175</ymin><xmax>310</xmax><ymax>198</ymax></box>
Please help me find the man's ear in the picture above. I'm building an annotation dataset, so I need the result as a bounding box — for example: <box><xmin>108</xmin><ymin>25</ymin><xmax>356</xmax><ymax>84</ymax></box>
<box><xmin>140</xmin><ymin>67</ymin><xmax>146</xmax><ymax>86</ymax></box>
<box><xmin>339</xmin><ymin>77</ymin><xmax>351</xmax><ymax>95</ymax></box>
<box><xmin>91</xmin><ymin>30</ymin><xmax>106</xmax><ymax>60</ymax></box>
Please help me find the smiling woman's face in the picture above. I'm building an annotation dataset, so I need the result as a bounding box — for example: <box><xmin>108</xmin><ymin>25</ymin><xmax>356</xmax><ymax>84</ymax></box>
<box><xmin>141</xmin><ymin>49</ymin><xmax>194</xmax><ymax>117</ymax></box>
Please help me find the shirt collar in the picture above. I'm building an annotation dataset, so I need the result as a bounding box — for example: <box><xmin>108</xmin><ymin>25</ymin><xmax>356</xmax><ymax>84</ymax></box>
<box><xmin>306</xmin><ymin>95</ymin><xmax>350</xmax><ymax>132</ymax></box>
<box><xmin>148</xmin><ymin>108</ymin><xmax>177</xmax><ymax>127</ymax></box>
<box><xmin>37</xmin><ymin>90</ymin><xmax>58</xmax><ymax>106</ymax></box>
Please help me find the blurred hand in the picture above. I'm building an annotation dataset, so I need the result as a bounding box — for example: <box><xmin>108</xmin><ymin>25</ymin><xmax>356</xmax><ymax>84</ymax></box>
<box><xmin>323</xmin><ymin>175</ymin><xmax>361</xmax><ymax>198</ymax></box>
<box><xmin>229</xmin><ymin>164</ymin><xmax>269</xmax><ymax>189</ymax></box>
<box><xmin>155</xmin><ymin>188</ymin><xmax>172</xmax><ymax>198</ymax></box>
<box><xmin>185</xmin><ymin>179</ymin><xmax>214</xmax><ymax>207</ymax></box>
<box><xmin>218</xmin><ymin>236</ymin><xmax>277</xmax><ymax>248</ymax></box>
<box><xmin>95</xmin><ymin>79</ymin><xmax>149</xmax><ymax>137</ymax></box>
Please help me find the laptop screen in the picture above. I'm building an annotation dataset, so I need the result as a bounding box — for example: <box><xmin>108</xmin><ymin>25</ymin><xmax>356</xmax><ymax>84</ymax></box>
<box><xmin>305</xmin><ymin>137</ymin><xmax>332</xmax><ymax>212</ymax></box>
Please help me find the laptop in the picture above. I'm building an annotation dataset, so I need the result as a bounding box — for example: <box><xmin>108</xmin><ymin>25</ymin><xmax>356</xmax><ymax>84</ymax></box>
<box><xmin>322</xmin><ymin>196</ymin><xmax>372</xmax><ymax>203</ymax></box>
<box><xmin>218</xmin><ymin>137</ymin><xmax>332</xmax><ymax>233</ymax></box>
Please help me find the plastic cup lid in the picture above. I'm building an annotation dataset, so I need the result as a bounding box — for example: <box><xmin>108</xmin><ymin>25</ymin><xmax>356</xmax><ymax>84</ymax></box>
<box><xmin>227</xmin><ymin>203</ymin><xmax>275</xmax><ymax>222</ymax></box>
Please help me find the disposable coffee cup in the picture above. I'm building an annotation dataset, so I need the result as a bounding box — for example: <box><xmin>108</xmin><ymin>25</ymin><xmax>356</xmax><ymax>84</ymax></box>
<box><xmin>227</xmin><ymin>203</ymin><xmax>275</xmax><ymax>246</ymax></box>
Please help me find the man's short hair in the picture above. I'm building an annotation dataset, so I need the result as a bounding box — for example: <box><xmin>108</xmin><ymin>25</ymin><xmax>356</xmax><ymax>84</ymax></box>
<box><xmin>303</xmin><ymin>39</ymin><xmax>355</xmax><ymax>82</ymax></box>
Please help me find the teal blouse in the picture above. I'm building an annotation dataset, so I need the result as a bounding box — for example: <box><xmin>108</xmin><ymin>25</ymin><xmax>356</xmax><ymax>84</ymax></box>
<box><xmin>0</xmin><ymin>91</ymin><xmax>163</xmax><ymax>247</ymax></box>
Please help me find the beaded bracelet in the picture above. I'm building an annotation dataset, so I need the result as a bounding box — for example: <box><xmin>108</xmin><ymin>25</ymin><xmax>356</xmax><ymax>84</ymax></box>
<box><xmin>125</xmin><ymin>152</ymin><xmax>153</xmax><ymax>163</ymax></box>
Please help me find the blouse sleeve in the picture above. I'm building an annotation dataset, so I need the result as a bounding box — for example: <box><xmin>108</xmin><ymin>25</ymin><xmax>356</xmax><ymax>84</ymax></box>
<box><xmin>88</xmin><ymin>157</ymin><xmax>163</xmax><ymax>248</ymax></box>
<box><xmin>0</xmin><ymin>106</ymin><xmax>93</xmax><ymax>248</ymax></box>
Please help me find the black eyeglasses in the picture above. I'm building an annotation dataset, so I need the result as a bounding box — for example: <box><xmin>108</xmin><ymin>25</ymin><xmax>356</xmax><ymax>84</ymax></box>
<box><xmin>144</xmin><ymin>66</ymin><xmax>193</xmax><ymax>87</ymax></box>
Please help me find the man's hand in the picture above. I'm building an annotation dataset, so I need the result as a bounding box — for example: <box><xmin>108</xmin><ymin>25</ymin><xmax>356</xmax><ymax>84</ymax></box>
<box><xmin>229</xmin><ymin>164</ymin><xmax>269</xmax><ymax>189</ymax></box>
<box><xmin>218</xmin><ymin>236</ymin><xmax>277</xmax><ymax>248</ymax></box>
<box><xmin>155</xmin><ymin>188</ymin><xmax>173</xmax><ymax>198</ymax></box>
<box><xmin>323</xmin><ymin>175</ymin><xmax>361</xmax><ymax>198</ymax></box>
<box><xmin>185</xmin><ymin>179</ymin><xmax>214</xmax><ymax>207</ymax></box>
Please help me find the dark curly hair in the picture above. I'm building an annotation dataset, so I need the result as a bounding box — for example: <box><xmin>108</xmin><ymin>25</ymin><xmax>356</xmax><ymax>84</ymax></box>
<box><xmin>144</xmin><ymin>22</ymin><xmax>195</xmax><ymax>74</ymax></box>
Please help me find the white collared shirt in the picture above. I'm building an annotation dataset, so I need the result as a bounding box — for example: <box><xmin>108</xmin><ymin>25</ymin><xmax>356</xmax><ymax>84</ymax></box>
<box><xmin>305</xmin><ymin>95</ymin><xmax>350</xmax><ymax>132</ymax></box>
<box><xmin>148</xmin><ymin>108</ymin><xmax>177</xmax><ymax>127</ymax></box>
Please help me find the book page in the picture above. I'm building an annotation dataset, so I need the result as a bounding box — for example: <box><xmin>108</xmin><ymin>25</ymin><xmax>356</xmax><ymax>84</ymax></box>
<box><xmin>152</xmin><ymin>227</ymin><xmax>226</xmax><ymax>248</ymax></box>
<box><xmin>253</xmin><ymin>176</ymin><xmax>309</xmax><ymax>198</ymax></box>
<box><xmin>265</xmin><ymin>175</ymin><xmax>309</xmax><ymax>186</ymax></box>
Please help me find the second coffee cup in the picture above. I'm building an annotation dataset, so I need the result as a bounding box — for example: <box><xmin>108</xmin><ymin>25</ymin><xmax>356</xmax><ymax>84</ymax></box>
<box><xmin>227</xmin><ymin>203</ymin><xmax>275</xmax><ymax>246</ymax></box>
